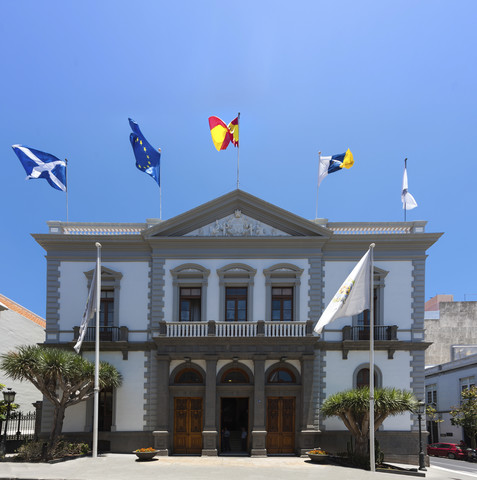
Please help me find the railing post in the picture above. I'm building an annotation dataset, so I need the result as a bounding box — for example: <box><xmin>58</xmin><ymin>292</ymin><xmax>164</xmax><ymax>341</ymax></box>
<box><xmin>119</xmin><ymin>326</ymin><xmax>128</xmax><ymax>342</ymax></box>
<box><xmin>390</xmin><ymin>325</ymin><xmax>398</xmax><ymax>340</ymax></box>
<box><xmin>342</xmin><ymin>325</ymin><xmax>352</xmax><ymax>341</ymax></box>
<box><xmin>73</xmin><ymin>326</ymin><xmax>79</xmax><ymax>342</ymax></box>
<box><xmin>208</xmin><ymin>320</ymin><xmax>216</xmax><ymax>336</ymax></box>
<box><xmin>257</xmin><ymin>320</ymin><xmax>265</xmax><ymax>336</ymax></box>
<box><xmin>159</xmin><ymin>321</ymin><xmax>167</xmax><ymax>336</ymax></box>
<box><xmin>33</xmin><ymin>401</ymin><xmax>42</xmax><ymax>441</ymax></box>
<box><xmin>305</xmin><ymin>320</ymin><xmax>313</xmax><ymax>336</ymax></box>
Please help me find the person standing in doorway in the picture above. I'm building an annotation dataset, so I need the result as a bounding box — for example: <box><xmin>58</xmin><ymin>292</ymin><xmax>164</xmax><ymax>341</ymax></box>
<box><xmin>241</xmin><ymin>427</ymin><xmax>247</xmax><ymax>451</ymax></box>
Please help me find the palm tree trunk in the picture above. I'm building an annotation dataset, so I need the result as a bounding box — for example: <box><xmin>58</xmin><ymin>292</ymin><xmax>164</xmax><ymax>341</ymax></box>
<box><xmin>354</xmin><ymin>434</ymin><xmax>369</xmax><ymax>456</ymax></box>
<box><xmin>49</xmin><ymin>404</ymin><xmax>67</xmax><ymax>451</ymax></box>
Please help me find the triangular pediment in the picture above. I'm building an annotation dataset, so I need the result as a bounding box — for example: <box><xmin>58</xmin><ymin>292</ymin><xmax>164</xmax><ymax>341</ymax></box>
<box><xmin>144</xmin><ymin>190</ymin><xmax>332</xmax><ymax>238</ymax></box>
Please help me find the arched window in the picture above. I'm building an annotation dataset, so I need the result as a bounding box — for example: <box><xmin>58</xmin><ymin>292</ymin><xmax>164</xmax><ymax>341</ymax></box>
<box><xmin>221</xmin><ymin>368</ymin><xmax>250</xmax><ymax>384</ymax></box>
<box><xmin>268</xmin><ymin>368</ymin><xmax>296</xmax><ymax>384</ymax></box>
<box><xmin>174</xmin><ymin>368</ymin><xmax>204</xmax><ymax>384</ymax></box>
<box><xmin>356</xmin><ymin>368</ymin><xmax>378</xmax><ymax>389</ymax></box>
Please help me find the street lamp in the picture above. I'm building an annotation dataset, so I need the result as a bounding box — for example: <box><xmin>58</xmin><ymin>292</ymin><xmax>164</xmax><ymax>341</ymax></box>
<box><xmin>0</xmin><ymin>388</ymin><xmax>16</xmax><ymax>457</ymax></box>
<box><xmin>416</xmin><ymin>400</ymin><xmax>427</xmax><ymax>471</ymax></box>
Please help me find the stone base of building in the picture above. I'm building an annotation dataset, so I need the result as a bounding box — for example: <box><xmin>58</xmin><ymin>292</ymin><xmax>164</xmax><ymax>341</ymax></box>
<box><xmin>153</xmin><ymin>430</ymin><xmax>170</xmax><ymax>456</ymax></box>
<box><xmin>202</xmin><ymin>430</ymin><xmax>218</xmax><ymax>456</ymax></box>
<box><xmin>297</xmin><ymin>429</ymin><xmax>319</xmax><ymax>456</ymax></box>
<box><xmin>250</xmin><ymin>429</ymin><xmax>267</xmax><ymax>457</ymax></box>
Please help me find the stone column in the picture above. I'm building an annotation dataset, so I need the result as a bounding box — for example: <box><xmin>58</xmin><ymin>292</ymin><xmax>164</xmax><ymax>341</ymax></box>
<box><xmin>251</xmin><ymin>355</ymin><xmax>267</xmax><ymax>456</ymax></box>
<box><xmin>202</xmin><ymin>356</ymin><xmax>218</xmax><ymax>455</ymax></box>
<box><xmin>298</xmin><ymin>354</ymin><xmax>316</xmax><ymax>455</ymax></box>
<box><xmin>153</xmin><ymin>354</ymin><xmax>170</xmax><ymax>455</ymax></box>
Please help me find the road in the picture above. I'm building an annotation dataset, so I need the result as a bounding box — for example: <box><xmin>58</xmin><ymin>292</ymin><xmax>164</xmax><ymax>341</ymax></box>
<box><xmin>431</xmin><ymin>456</ymin><xmax>477</xmax><ymax>477</ymax></box>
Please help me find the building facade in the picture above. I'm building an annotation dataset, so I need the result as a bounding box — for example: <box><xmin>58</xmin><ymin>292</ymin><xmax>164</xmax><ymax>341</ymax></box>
<box><xmin>425</xmin><ymin>353</ymin><xmax>477</xmax><ymax>445</ymax></box>
<box><xmin>33</xmin><ymin>190</ymin><xmax>441</xmax><ymax>461</ymax></box>
<box><xmin>425</xmin><ymin>296</ymin><xmax>477</xmax><ymax>366</ymax></box>
<box><xmin>0</xmin><ymin>294</ymin><xmax>45</xmax><ymax>412</ymax></box>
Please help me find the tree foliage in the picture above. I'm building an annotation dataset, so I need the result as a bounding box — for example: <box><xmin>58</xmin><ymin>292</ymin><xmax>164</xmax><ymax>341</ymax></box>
<box><xmin>0</xmin><ymin>345</ymin><xmax>122</xmax><ymax>454</ymax></box>
<box><xmin>450</xmin><ymin>385</ymin><xmax>477</xmax><ymax>449</ymax></box>
<box><xmin>321</xmin><ymin>387</ymin><xmax>417</xmax><ymax>456</ymax></box>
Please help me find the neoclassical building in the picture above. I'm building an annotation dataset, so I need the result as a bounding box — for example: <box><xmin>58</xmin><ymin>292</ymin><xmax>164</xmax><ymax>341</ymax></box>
<box><xmin>33</xmin><ymin>190</ymin><xmax>441</xmax><ymax>461</ymax></box>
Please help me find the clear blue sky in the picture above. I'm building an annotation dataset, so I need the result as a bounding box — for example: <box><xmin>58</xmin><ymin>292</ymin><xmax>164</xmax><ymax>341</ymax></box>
<box><xmin>1</xmin><ymin>1</ymin><xmax>476</xmax><ymax>317</ymax></box>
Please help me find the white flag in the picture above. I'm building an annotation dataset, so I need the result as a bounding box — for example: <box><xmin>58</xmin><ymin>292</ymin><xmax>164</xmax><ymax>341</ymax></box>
<box><xmin>74</xmin><ymin>265</ymin><xmax>98</xmax><ymax>353</ymax></box>
<box><xmin>401</xmin><ymin>166</ymin><xmax>417</xmax><ymax>210</ymax></box>
<box><xmin>314</xmin><ymin>249</ymin><xmax>371</xmax><ymax>334</ymax></box>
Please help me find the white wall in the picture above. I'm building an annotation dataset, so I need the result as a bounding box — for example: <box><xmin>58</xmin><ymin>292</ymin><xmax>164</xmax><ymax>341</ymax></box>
<box><xmin>58</xmin><ymin>261</ymin><xmax>149</xmax><ymax>331</ymax></box>
<box><xmin>0</xmin><ymin>310</ymin><xmax>45</xmax><ymax>412</ymax></box>
<box><xmin>164</xmin><ymin>258</ymin><xmax>310</xmax><ymax>322</ymax></box>
<box><xmin>322</xmin><ymin>260</ymin><xmax>414</xmax><ymax>335</ymax></box>
<box><xmin>322</xmin><ymin>350</ymin><xmax>413</xmax><ymax>431</ymax></box>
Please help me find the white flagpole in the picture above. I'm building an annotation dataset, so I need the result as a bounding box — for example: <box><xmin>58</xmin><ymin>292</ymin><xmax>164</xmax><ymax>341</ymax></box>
<box><xmin>159</xmin><ymin>148</ymin><xmax>162</xmax><ymax>220</ymax></box>
<box><xmin>93</xmin><ymin>242</ymin><xmax>102</xmax><ymax>458</ymax></box>
<box><xmin>65</xmin><ymin>158</ymin><xmax>69</xmax><ymax>223</ymax></box>
<box><xmin>316</xmin><ymin>151</ymin><xmax>321</xmax><ymax>219</ymax></box>
<box><xmin>236</xmin><ymin>112</ymin><xmax>240</xmax><ymax>190</ymax></box>
<box><xmin>369</xmin><ymin>242</ymin><xmax>376</xmax><ymax>472</ymax></box>
<box><xmin>403</xmin><ymin>158</ymin><xmax>407</xmax><ymax>222</ymax></box>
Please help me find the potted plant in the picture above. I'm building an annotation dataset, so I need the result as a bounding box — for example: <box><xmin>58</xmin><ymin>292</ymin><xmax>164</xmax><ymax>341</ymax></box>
<box><xmin>306</xmin><ymin>447</ymin><xmax>330</xmax><ymax>463</ymax></box>
<box><xmin>133</xmin><ymin>447</ymin><xmax>158</xmax><ymax>461</ymax></box>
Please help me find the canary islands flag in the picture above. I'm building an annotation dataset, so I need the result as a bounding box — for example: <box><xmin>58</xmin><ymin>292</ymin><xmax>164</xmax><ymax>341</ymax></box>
<box><xmin>318</xmin><ymin>149</ymin><xmax>354</xmax><ymax>186</ymax></box>
<box><xmin>128</xmin><ymin>118</ymin><xmax>161</xmax><ymax>186</ymax></box>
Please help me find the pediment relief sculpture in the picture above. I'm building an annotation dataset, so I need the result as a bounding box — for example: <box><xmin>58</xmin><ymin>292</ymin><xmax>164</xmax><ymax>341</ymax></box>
<box><xmin>185</xmin><ymin>210</ymin><xmax>289</xmax><ymax>237</ymax></box>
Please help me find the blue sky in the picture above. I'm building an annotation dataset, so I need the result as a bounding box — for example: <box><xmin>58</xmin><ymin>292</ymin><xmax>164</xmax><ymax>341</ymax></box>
<box><xmin>1</xmin><ymin>1</ymin><xmax>476</xmax><ymax>317</ymax></box>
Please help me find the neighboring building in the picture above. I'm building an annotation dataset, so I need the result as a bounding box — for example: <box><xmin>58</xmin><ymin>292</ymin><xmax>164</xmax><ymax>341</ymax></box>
<box><xmin>425</xmin><ymin>353</ymin><xmax>477</xmax><ymax>445</ymax></box>
<box><xmin>425</xmin><ymin>295</ymin><xmax>477</xmax><ymax>366</ymax></box>
<box><xmin>0</xmin><ymin>294</ymin><xmax>46</xmax><ymax>412</ymax></box>
<box><xmin>33</xmin><ymin>190</ymin><xmax>441</xmax><ymax>461</ymax></box>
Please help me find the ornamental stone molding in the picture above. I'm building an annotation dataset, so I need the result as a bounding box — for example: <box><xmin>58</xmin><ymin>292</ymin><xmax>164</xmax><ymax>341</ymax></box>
<box><xmin>185</xmin><ymin>210</ymin><xmax>290</xmax><ymax>237</ymax></box>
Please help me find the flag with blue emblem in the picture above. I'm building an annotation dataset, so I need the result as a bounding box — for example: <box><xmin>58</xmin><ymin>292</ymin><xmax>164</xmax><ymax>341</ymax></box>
<box><xmin>318</xmin><ymin>148</ymin><xmax>354</xmax><ymax>186</ymax></box>
<box><xmin>128</xmin><ymin>118</ymin><xmax>161</xmax><ymax>186</ymax></box>
<box><xmin>12</xmin><ymin>145</ymin><xmax>67</xmax><ymax>192</ymax></box>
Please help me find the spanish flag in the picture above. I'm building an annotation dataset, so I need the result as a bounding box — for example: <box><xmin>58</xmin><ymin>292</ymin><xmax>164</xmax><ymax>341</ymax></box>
<box><xmin>208</xmin><ymin>116</ymin><xmax>239</xmax><ymax>151</ymax></box>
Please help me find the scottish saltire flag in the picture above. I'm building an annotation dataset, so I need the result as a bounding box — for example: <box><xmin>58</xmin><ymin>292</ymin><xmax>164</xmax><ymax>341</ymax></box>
<box><xmin>402</xmin><ymin>164</ymin><xmax>417</xmax><ymax>210</ymax></box>
<box><xmin>314</xmin><ymin>248</ymin><xmax>371</xmax><ymax>334</ymax></box>
<box><xmin>74</xmin><ymin>264</ymin><xmax>98</xmax><ymax>354</ymax></box>
<box><xmin>12</xmin><ymin>145</ymin><xmax>67</xmax><ymax>192</ymax></box>
<box><xmin>128</xmin><ymin>118</ymin><xmax>161</xmax><ymax>186</ymax></box>
<box><xmin>318</xmin><ymin>148</ymin><xmax>354</xmax><ymax>186</ymax></box>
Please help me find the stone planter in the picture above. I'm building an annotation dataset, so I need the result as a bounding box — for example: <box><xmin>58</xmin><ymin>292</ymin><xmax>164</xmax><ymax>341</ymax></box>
<box><xmin>134</xmin><ymin>450</ymin><xmax>158</xmax><ymax>461</ymax></box>
<box><xmin>307</xmin><ymin>453</ymin><xmax>330</xmax><ymax>463</ymax></box>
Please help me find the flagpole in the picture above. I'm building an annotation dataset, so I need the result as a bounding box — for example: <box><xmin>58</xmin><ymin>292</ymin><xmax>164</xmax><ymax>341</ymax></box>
<box><xmin>316</xmin><ymin>151</ymin><xmax>321</xmax><ymax>219</ymax></box>
<box><xmin>93</xmin><ymin>242</ymin><xmax>102</xmax><ymax>458</ymax></box>
<box><xmin>369</xmin><ymin>242</ymin><xmax>376</xmax><ymax>472</ymax></box>
<box><xmin>236</xmin><ymin>112</ymin><xmax>240</xmax><ymax>189</ymax></box>
<box><xmin>403</xmin><ymin>158</ymin><xmax>407</xmax><ymax>222</ymax></box>
<box><xmin>159</xmin><ymin>148</ymin><xmax>162</xmax><ymax>220</ymax></box>
<box><xmin>65</xmin><ymin>158</ymin><xmax>69</xmax><ymax>223</ymax></box>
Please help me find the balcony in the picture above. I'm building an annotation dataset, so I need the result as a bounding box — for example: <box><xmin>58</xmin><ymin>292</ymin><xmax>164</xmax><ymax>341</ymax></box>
<box><xmin>158</xmin><ymin>320</ymin><xmax>313</xmax><ymax>338</ymax></box>
<box><xmin>73</xmin><ymin>326</ymin><xmax>129</xmax><ymax>343</ymax></box>
<box><xmin>342</xmin><ymin>325</ymin><xmax>398</xmax><ymax>341</ymax></box>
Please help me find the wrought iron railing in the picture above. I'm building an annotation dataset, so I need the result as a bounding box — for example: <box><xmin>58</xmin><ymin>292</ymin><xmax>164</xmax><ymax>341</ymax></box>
<box><xmin>0</xmin><ymin>411</ymin><xmax>37</xmax><ymax>441</ymax></box>
<box><xmin>83</xmin><ymin>326</ymin><xmax>121</xmax><ymax>342</ymax></box>
<box><xmin>342</xmin><ymin>325</ymin><xmax>398</xmax><ymax>341</ymax></box>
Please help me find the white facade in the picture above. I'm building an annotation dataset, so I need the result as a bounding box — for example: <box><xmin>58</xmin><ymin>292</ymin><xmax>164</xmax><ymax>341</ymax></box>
<box><xmin>34</xmin><ymin>190</ymin><xmax>441</xmax><ymax>461</ymax></box>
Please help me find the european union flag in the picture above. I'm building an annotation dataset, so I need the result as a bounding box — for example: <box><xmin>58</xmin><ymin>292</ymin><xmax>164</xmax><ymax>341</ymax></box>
<box><xmin>12</xmin><ymin>145</ymin><xmax>67</xmax><ymax>192</ymax></box>
<box><xmin>128</xmin><ymin>118</ymin><xmax>161</xmax><ymax>186</ymax></box>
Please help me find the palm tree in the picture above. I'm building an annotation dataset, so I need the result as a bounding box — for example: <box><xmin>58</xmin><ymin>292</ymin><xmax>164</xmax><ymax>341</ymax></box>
<box><xmin>0</xmin><ymin>345</ymin><xmax>122</xmax><ymax>453</ymax></box>
<box><xmin>321</xmin><ymin>387</ymin><xmax>417</xmax><ymax>456</ymax></box>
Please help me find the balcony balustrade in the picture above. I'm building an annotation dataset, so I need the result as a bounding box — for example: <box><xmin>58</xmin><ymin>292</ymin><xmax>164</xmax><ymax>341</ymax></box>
<box><xmin>342</xmin><ymin>325</ymin><xmax>398</xmax><ymax>341</ymax></box>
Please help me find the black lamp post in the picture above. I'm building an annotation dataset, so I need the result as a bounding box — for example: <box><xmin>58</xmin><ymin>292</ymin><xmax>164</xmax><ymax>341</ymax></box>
<box><xmin>0</xmin><ymin>388</ymin><xmax>16</xmax><ymax>457</ymax></box>
<box><xmin>417</xmin><ymin>400</ymin><xmax>427</xmax><ymax>471</ymax></box>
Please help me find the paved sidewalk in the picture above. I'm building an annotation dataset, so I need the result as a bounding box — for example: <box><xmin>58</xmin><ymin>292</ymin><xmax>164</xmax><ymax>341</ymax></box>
<box><xmin>0</xmin><ymin>454</ymin><xmax>462</xmax><ymax>480</ymax></box>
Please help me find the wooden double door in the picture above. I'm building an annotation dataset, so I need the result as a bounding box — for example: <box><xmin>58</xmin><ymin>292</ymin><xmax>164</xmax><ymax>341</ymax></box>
<box><xmin>266</xmin><ymin>397</ymin><xmax>295</xmax><ymax>454</ymax></box>
<box><xmin>174</xmin><ymin>397</ymin><xmax>203</xmax><ymax>454</ymax></box>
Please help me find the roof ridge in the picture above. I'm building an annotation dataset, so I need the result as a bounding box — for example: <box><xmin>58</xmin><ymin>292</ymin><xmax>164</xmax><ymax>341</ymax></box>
<box><xmin>0</xmin><ymin>294</ymin><xmax>46</xmax><ymax>329</ymax></box>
